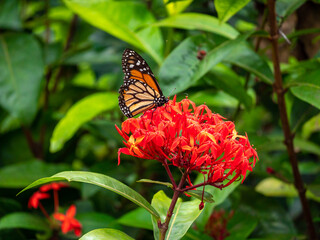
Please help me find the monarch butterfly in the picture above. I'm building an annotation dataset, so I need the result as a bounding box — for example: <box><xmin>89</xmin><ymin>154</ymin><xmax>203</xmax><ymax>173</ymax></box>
<box><xmin>118</xmin><ymin>49</ymin><xmax>168</xmax><ymax>118</ymax></box>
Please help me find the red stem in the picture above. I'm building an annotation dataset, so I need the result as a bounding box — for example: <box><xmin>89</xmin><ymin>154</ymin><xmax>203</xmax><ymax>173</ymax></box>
<box><xmin>159</xmin><ymin>169</ymin><xmax>189</xmax><ymax>240</ymax></box>
<box><xmin>267</xmin><ymin>1</ymin><xmax>317</xmax><ymax>239</ymax></box>
<box><xmin>163</xmin><ymin>160</ymin><xmax>177</xmax><ymax>189</ymax></box>
<box><xmin>39</xmin><ymin>202</ymin><xmax>52</xmax><ymax>224</ymax></box>
<box><xmin>53</xmin><ymin>190</ymin><xmax>59</xmax><ymax>213</ymax></box>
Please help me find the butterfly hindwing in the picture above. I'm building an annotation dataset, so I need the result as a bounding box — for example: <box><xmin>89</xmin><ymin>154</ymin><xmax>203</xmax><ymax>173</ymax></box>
<box><xmin>119</xmin><ymin>49</ymin><xmax>168</xmax><ymax>118</ymax></box>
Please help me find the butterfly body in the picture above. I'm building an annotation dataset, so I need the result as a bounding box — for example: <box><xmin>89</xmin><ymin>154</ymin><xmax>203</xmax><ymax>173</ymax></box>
<box><xmin>119</xmin><ymin>49</ymin><xmax>168</xmax><ymax>118</ymax></box>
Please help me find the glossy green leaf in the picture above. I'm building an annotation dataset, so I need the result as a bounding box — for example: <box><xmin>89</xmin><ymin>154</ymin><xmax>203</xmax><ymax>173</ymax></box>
<box><xmin>301</xmin><ymin>113</ymin><xmax>320</xmax><ymax>139</ymax></box>
<box><xmin>0</xmin><ymin>33</ymin><xmax>44</xmax><ymax>125</ymax></box>
<box><xmin>225</xmin><ymin>42</ymin><xmax>274</xmax><ymax>84</ymax></box>
<box><xmin>255</xmin><ymin>177</ymin><xmax>320</xmax><ymax>202</ymax></box>
<box><xmin>0</xmin><ymin>212</ymin><xmax>49</xmax><ymax>232</ymax></box>
<box><xmin>80</xmin><ymin>228</ymin><xmax>134</xmax><ymax>240</ymax></box>
<box><xmin>160</xmin><ymin>34</ymin><xmax>248</xmax><ymax>95</ymax></box>
<box><xmin>137</xmin><ymin>179</ymin><xmax>173</xmax><ymax>188</ymax></box>
<box><xmin>0</xmin><ymin>0</ymin><xmax>22</xmax><ymax>29</ymax></box>
<box><xmin>50</xmin><ymin>92</ymin><xmax>118</xmax><ymax>153</ymax></box>
<box><xmin>153</xmin><ymin>13</ymin><xmax>239</xmax><ymax>39</ymax></box>
<box><xmin>187</xmin><ymin>190</ymin><xmax>214</xmax><ymax>203</ymax></box>
<box><xmin>151</xmin><ymin>191</ymin><xmax>202</xmax><ymax>240</ymax></box>
<box><xmin>62</xmin><ymin>0</ymin><xmax>163</xmax><ymax>64</ymax></box>
<box><xmin>0</xmin><ymin>160</ymin><xmax>69</xmax><ymax>188</ymax></box>
<box><xmin>276</xmin><ymin>0</ymin><xmax>306</xmax><ymax>19</ymax></box>
<box><xmin>206</xmin><ymin>64</ymin><xmax>252</xmax><ymax>109</ymax></box>
<box><xmin>289</xmin><ymin>69</ymin><xmax>320</xmax><ymax>110</ymax></box>
<box><xmin>18</xmin><ymin>171</ymin><xmax>160</xmax><ymax>219</ymax></box>
<box><xmin>117</xmin><ymin>207</ymin><xmax>153</xmax><ymax>230</ymax></box>
<box><xmin>215</xmin><ymin>0</ymin><xmax>251</xmax><ymax>23</ymax></box>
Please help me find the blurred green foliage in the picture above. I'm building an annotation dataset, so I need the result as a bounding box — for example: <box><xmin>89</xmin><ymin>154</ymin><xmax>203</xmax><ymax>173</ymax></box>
<box><xmin>0</xmin><ymin>0</ymin><xmax>320</xmax><ymax>239</ymax></box>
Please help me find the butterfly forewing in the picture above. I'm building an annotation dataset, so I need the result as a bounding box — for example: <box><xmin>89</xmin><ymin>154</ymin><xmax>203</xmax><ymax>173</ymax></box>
<box><xmin>119</xmin><ymin>49</ymin><xmax>168</xmax><ymax>118</ymax></box>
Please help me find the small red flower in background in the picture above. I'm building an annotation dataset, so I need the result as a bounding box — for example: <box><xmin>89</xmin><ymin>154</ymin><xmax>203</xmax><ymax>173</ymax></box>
<box><xmin>204</xmin><ymin>209</ymin><xmax>234</xmax><ymax>240</ymax></box>
<box><xmin>40</xmin><ymin>182</ymin><xmax>69</xmax><ymax>192</ymax></box>
<box><xmin>116</xmin><ymin>96</ymin><xmax>258</xmax><ymax>188</ymax></box>
<box><xmin>54</xmin><ymin>205</ymin><xmax>82</xmax><ymax>237</ymax></box>
<box><xmin>28</xmin><ymin>191</ymin><xmax>50</xmax><ymax>209</ymax></box>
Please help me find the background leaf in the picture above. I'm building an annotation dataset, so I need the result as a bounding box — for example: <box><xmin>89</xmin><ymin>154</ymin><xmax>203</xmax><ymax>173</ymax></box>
<box><xmin>63</xmin><ymin>0</ymin><xmax>163</xmax><ymax>64</ymax></box>
<box><xmin>0</xmin><ymin>212</ymin><xmax>50</xmax><ymax>232</ymax></box>
<box><xmin>0</xmin><ymin>0</ymin><xmax>22</xmax><ymax>29</ymax></box>
<box><xmin>215</xmin><ymin>0</ymin><xmax>251</xmax><ymax>23</ymax></box>
<box><xmin>50</xmin><ymin>92</ymin><xmax>118</xmax><ymax>153</ymax></box>
<box><xmin>0</xmin><ymin>33</ymin><xmax>44</xmax><ymax>125</ymax></box>
<box><xmin>289</xmin><ymin>69</ymin><xmax>320</xmax><ymax>110</ymax></box>
<box><xmin>153</xmin><ymin>13</ymin><xmax>239</xmax><ymax>39</ymax></box>
<box><xmin>0</xmin><ymin>160</ymin><xmax>69</xmax><ymax>188</ymax></box>
<box><xmin>160</xmin><ymin>34</ymin><xmax>247</xmax><ymax>95</ymax></box>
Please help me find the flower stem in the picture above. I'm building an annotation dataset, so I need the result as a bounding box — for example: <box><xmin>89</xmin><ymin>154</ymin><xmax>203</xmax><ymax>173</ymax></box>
<box><xmin>163</xmin><ymin>160</ymin><xmax>177</xmax><ymax>189</ymax></box>
<box><xmin>267</xmin><ymin>0</ymin><xmax>317</xmax><ymax>239</ymax></box>
<box><xmin>53</xmin><ymin>189</ymin><xmax>59</xmax><ymax>213</ymax></box>
<box><xmin>159</xmin><ymin>169</ymin><xmax>189</xmax><ymax>240</ymax></box>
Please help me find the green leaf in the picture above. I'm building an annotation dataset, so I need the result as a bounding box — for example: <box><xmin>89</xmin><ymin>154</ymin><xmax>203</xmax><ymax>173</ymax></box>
<box><xmin>137</xmin><ymin>179</ymin><xmax>173</xmax><ymax>188</ymax></box>
<box><xmin>301</xmin><ymin>113</ymin><xmax>320</xmax><ymax>139</ymax></box>
<box><xmin>289</xmin><ymin>69</ymin><xmax>320</xmax><ymax>110</ymax></box>
<box><xmin>0</xmin><ymin>160</ymin><xmax>69</xmax><ymax>188</ymax></box>
<box><xmin>62</xmin><ymin>0</ymin><xmax>163</xmax><ymax>64</ymax></box>
<box><xmin>0</xmin><ymin>212</ymin><xmax>49</xmax><ymax>232</ymax></box>
<box><xmin>117</xmin><ymin>207</ymin><xmax>153</xmax><ymax>230</ymax></box>
<box><xmin>0</xmin><ymin>33</ymin><xmax>44</xmax><ymax>125</ymax></box>
<box><xmin>215</xmin><ymin>0</ymin><xmax>251</xmax><ymax>23</ymax></box>
<box><xmin>206</xmin><ymin>64</ymin><xmax>252</xmax><ymax>109</ymax></box>
<box><xmin>80</xmin><ymin>228</ymin><xmax>134</xmax><ymax>240</ymax></box>
<box><xmin>164</xmin><ymin>0</ymin><xmax>193</xmax><ymax>16</ymax></box>
<box><xmin>276</xmin><ymin>0</ymin><xmax>306</xmax><ymax>19</ymax></box>
<box><xmin>187</xmin><ymin>190</ymin><xmax>215</xmax><ymax>203</ymax></box>
<box><xmin>225</xmin><ymin>210</ymin><xmax>258</xmax><ymax>240</ymax></box>
<box><xmin>153</xmin><ymin>13</ymin><xmax>239</xmax><ymax>39</ymax></box>
<box><xmin>160</xmin><ymin>34</ymin><xmax>248</xmax><ymax>95</ymax></box>
<box><xmin>50</xmin><ymin>92</ymin><xmax>118</xmax><ymax>153</ymax></box>
<box><xmin>225</xmin><ymin>42</ymin><xmax>274</xmax><ymax>84</ymax></box>
<box><xmin>255</xmin><ymin>177</ymin><xmax>320</xmax><ymax>202</ymax></box>
<box><xmin>18</xmin><ymin>171</ymin><xmax>160</xmax><ymax>219</ymax></box>
<box><xmin>190</xmin><ymin>90</ymin><xmax>238</xmax><ymax>108</ymax></box>
<box><xmin>151</xmin><ymin>191</ymin><xmax>202</xmax><ymax>240</ymax></box>
<box><xmin>0</xmin><ymin>0</ymin><xmax>22</xmax><ymax>29</ymax></box>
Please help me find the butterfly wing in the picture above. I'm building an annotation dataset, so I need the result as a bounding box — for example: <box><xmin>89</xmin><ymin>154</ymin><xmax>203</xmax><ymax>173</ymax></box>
<box><xmin>119</xmin><ymin>49</ymin><xmax>167</xmax><ymax>118</ymax></box>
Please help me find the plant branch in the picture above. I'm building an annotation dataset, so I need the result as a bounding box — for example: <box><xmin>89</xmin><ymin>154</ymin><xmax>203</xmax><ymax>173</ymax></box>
<box><xmin>22</xmin><ymin>126</ymin><xmax>43</xmax><ymax>159</ymax></box>
<box><xmin>52</xmin><ymin>14</ymin><xmax>78</xmax><ymax>92</ymax></box>
<box><xmin>159</xmin><ymin>169</ymin><xmax>189</xmax><ymax>240</ymax></box>
<box><xmin>267</xmin><ymin>1</ymin><xmax>317</xmax><ymax>239</ymax></box>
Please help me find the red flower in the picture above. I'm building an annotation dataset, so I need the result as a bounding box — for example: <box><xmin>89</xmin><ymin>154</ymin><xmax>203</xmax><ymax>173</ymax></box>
<box><xmin>116</xmin><ymin>96</ymin><xmax>258</xmax><ymax>187</ymax></box>
<box><xmin>54</xmin><ymin>205</ymin><xmax>82</xmax><ymax>236</ymax></box>
<box><xmin>28</xmin><ymin>191</ymin><xmax>50</xmax><ymax>209</ymax></box>
<box><xmin>40</xmin><ymin>182</ymin><xmax>69</xmax><ymax>192</ymax></box>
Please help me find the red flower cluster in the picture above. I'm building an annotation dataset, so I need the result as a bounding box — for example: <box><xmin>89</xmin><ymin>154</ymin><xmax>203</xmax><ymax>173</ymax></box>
<box><xmin>28</xmin><ymin>182</ymin><xmax>67</xmax><ymax>209</ymax></box>
<box><xmin>54</xmin><ymin>205</ymin><xmax>82</xmax><ymax>237</ymax></box>
<box><xmin>116</xmin><ymin>96</ymin><xmax>258</xmax><ymax>187</ymax></box>
<box><xmin>28</xmin><ymin>182</ymin><xmax>82</xmax><ymax>237</ymax></box>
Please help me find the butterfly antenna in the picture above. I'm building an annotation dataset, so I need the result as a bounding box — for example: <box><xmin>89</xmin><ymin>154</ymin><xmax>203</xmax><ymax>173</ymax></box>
<box><xmin>168</xmin><ymin>88</ymin><xmax>176</xmax><ymax>98</ymax></box>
